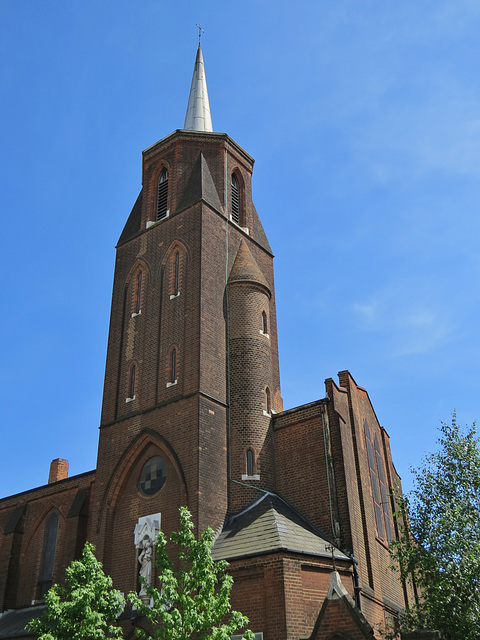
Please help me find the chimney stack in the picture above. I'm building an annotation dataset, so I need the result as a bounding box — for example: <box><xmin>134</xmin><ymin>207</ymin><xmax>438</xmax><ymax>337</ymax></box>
<box><xmin>48</xmin><ymin>458</ymin><xmax>69</xmax><ymax>483</ymax></box>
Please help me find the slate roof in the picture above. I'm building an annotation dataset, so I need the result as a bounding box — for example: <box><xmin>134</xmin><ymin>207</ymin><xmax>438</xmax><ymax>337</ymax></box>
<box><xmin>176</xmin><ymin>151</ymin><xmax>223</xmax><ymax>214</ymax></box>
<box><xmin>212</xmin><ymin>493</ymin><xmax>350</xmax><ymax>562</ymax></box>
<box><xmin>0</xmin><ymin>606</ymin><xmax>43</xmax><ymax>639</ymax></box>
<box><xmin>118</xmin><ymin>189</ymin><xmax>143</xmax><ymax>246</ymax></box>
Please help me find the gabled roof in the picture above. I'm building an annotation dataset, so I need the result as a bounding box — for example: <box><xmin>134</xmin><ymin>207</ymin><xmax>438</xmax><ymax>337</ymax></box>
<box><xmin>307</xmin><ymin>572</ymin><xmax>375</xmax><ymax>640</ymax></box>
<box><xmin>212</xmin><ymin>493</ymin><xmax>350</xmax><ymax>562</ymax></box>
<box><xmin>117</xmin><ymin>189</ymin><xmax>143</xmax><ymax>246</ymax></box>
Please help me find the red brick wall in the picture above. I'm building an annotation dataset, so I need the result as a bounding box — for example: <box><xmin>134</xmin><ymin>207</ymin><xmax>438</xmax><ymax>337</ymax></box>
<box><xmin>273</xmin><ymin>401</ymin><xmax>338</xmax><ymax>540</ymax></box>
<box><xmin>336</xmin><ymin>370</ymin><xmax>410</xmax><ymax>626</ymax></box>
<box><xmin>97</xmin><ymin>131</ymin><xmax>281</xmax><ymax>539</ymax></box>
<box><xmin>0</xmin><ymin>472</ymin><xmax>94</xmax><ymax>610</ymax></box>
<box><xmin>228</xmin><ymin>553</ymin><xmax>354</xmax><ymax>640</ymax></box>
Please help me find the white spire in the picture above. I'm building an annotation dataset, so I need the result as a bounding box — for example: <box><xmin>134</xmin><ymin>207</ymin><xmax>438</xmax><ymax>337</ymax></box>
<box><xmin>184</xmin><ymin>44</ymin><xmax>213</xmax><ymax>132</ymax></box>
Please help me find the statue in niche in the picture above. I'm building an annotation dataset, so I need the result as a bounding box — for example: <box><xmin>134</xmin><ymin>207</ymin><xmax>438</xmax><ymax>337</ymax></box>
<box><xmin>134</xmin><ymin>513</ymin><xmax>161</xmax><ymax>605</ymax></box>
<box><xmin>138</xmin><ymin>535</ymin><xmax>154</xmax><ymax>598</ymax></box>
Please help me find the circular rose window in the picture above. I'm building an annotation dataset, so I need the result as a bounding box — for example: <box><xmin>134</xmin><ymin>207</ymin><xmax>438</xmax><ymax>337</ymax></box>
<box><xmin>138</xmin><ymin>456</ymin><xmax>167</xmax><ymax>496</ymax></box>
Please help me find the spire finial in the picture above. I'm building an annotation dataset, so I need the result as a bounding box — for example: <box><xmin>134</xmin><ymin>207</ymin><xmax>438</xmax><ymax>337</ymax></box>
<box><xmin>196</xmin><ymin>23</ymin><xmax>204</xmax><ymax>45</ymax></box>
<box><xmin>183</xmin><ymin>38</ymin><xmax>213</xmax><ymax>132</ymax></box>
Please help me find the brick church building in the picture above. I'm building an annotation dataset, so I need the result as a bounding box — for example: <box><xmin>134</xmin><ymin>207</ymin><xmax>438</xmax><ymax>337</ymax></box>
<box><xmin>0</xmin><ymin>45</ymin><xmax>415</xmax><ymax>640</ymax></box>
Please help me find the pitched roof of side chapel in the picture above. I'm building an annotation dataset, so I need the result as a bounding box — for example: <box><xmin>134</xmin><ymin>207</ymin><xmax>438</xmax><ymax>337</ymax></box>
<box><xmin>212</xmin><ymin>492</ymin><xmax>350</xmax><ymax>562</ymax></box>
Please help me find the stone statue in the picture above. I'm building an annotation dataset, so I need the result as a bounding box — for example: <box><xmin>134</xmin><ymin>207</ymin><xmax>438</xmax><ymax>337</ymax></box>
<box><xmin>134</xmin><ymin>513</ymin><xmax>161</xmax><ymax>605</ymax></box>
<box><xmin>138</xmin><ymin>535</ymin><xmax>153</xmax><ymax>599</ymax></box>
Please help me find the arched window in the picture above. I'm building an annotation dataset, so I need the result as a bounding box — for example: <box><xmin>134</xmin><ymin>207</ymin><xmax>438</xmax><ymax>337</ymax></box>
<box><xmin>167</xmin><ymin>349</ymin><xmax>177</xmax><ymax>386</ymax></box>
<box><xmin>262</xmin><ymin>311</ymin><xmax>268</xmax><ymax>335</ymax></box>
<box><xmin>174</xmin><ymin>252</ymin><xmax>180</xmax><ymax>296</ymax></box>
<box><xmin>157</xmin><ymin>168</ymin><xmax>169</xmax><ymax>221</ymax></box>
<box><xmin>364</xmin><ymin>419</ymin><xmax>391</xmax><ymax>541</ymax></box>
<box><xmin>231</xmin><ymin>173</ymin><xmax>240</xmax><ymax>225</ymax></box>
<box><xmin>128</xmin><ymin>364</ymin><xmax>136</xmax><ymax>400</ymax></box>
<box><xmin>374</xmin><ymin>432</ymin><xmax>392</xmax><ymax>542</ymax></box>
<box><xmin>264</xmin><ymin>387</ymin><xmax>271</xmax><ymax>414</ymax></box>
<box><xmin>134</xmin><ymin>271</ymin><xmax>142</xmax><ymax>315</ymax></box>
<box><xmin>37</xmin><ymin>511</ymin><xmax>59</xmax><ymax>599</ymax></box>
<box><xmin>246</xmin><ymin>449</ymin><xmax>254</xmax><ymax>477</ymax></box>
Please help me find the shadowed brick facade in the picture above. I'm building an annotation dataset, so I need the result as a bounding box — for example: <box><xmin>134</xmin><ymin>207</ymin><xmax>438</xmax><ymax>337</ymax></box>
<box><xmin>0</xmin><ymin>45</ymin><xmax>415</xmax><ymax>640</ymax></box>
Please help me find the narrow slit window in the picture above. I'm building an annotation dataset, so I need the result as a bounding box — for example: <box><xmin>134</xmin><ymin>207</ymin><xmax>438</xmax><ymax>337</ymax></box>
<box><xmin>174</xmin><ymin>252</ymin><xmax>180</xmax><ymax>296</ymax></box>
<box><xmin>135</xmin><ymin>271</ymin><xmax>142</xmax><ymax>314</ymax></box>
<box><xmin>231</xmin><ymin>174</ymin><xmax>240</xmax><ymax>225</ymax></box>
<box><xmin>157</xmin><ymin>168</ymin><xmax>169</xmax><ymax>221</ymax></box>
<box><xmin>129</xmin><ymin>364</ymin><xmax>136</xmax><ymax>399</ymax></box>
<box><xmin>246</xmin><ymin>449</ymin><xmax>254</xmax><ymax>477</ymax></box>
<box><xmin>262</xmin><ymin>311</ymin><xmax>268</xmax><ymax>334</ymax></box>
<box><xmin>264</xmin><ymin>387</ymin><xmax>271</xmax><ymax>414</ymax></box>
<box><xmin>171</xmin><ymin>349</ymin><xmax>177</xmax><ymax>383</ymax></box>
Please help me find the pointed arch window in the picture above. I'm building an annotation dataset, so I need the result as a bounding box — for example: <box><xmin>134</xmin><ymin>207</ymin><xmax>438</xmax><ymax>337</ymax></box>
<box><xmin>264</xmin><ymin>387</ymin><xmax>271</xmax><ymax>415</ymax></box>
<box><xmin>171</xmin><ymin>349</ymin><xmax>176</xmax><ymax>383</ymax></box>
<box><xmin>167</xmin><ymin>348</ymin><xmax>177</xmax><ymax>387</ymax></box>
<box><xmin>174</xmin><ymin>252</ymin><xmax>180</xmax><ymax>296</ymax></box>
<box><xmin>37</xmin><ymin>511</ymin><xmax>59</xmax><ymax>599</ymax></box>
<box><xmin>157</xmin><ymin>168</ymin><xmax>169</xmax><ymax>221</ymax></box>
<box><xmin>374</xmin><ymin>432</ymin><xmax>392</xmax><ymax>542</ymax></box>
<box><xmin>127</xmin><ymin>364</ymin><xmax>136</xmax><ymax>401</ymax></box>
<box><xmin>364</xmin><ymin>419</ymin><xmax>391</xmax><ymax>541</ymax></box>
<box><xmin>134</xmin><ymin>271</ymin><xmax>142</xmax><ymax>315</ymax></box>
<box><xmin>231</xmin><ymin>174</ymin><xmax>240</xmax><ymax>225</ymax></box>
<box><xmin>261</xmin><ymin>311</ymin><xmax>268</xmax><ymax>336</ymax></box>
<box><xmin>246</xmin><ymin>449</ymin><xmax>254</xmax><ymax>477</ymax></box>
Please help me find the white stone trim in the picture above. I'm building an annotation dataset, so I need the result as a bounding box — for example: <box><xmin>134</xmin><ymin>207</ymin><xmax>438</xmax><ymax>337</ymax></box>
<box><xmin>146</xmin><ymin>210</ymin><xmax>170</xmax><ymax>229</ymax></box>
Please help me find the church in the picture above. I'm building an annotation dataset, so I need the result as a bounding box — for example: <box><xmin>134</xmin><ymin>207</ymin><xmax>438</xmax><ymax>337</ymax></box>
<box><xmin>0</xmin><ymin>44</ymin><xmax>415</xmax><ymax>640</ymax></box>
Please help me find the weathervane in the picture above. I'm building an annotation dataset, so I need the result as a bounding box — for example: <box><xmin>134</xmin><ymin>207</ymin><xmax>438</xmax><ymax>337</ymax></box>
<box><xmin>196</xmin><ymin>23</ymin><xmax>204</xmax><ymax>44</ymax></box>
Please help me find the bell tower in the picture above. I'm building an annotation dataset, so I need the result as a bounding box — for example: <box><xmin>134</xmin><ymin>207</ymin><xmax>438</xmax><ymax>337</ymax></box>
<box><xmin>90</xmin><ymin>44</ymin><xmax>282</xmax><ymax>589</ymax></box>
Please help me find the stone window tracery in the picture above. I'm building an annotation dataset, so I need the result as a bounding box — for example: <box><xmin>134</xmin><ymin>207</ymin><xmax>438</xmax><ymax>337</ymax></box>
<box><xmin>364</xmin><ymin>419</ymin><xmax>391</xmax><ymax>541</ymax></box>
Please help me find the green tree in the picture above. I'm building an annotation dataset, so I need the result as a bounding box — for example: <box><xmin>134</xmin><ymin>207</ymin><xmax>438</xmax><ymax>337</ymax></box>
<box><xmin>129</xmin><ymin>506</ymin><xmax>254</xmax><ymax>640</ymax></box>
<box><xmin>391</xmin><ymin>414</ymin><xmax>480</xmax><ymax>640</ymax></box>
<box><xmin>27</xmin><ymin>542</ymin><xmax>124</xmax><ymax>640</ymax></box>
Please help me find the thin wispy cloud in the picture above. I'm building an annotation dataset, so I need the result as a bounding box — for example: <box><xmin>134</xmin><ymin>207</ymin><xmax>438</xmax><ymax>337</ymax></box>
<box><xmin>352</xmin><ymin>280</ymin><xmax>456</xmax><ymax>357</ymax></box>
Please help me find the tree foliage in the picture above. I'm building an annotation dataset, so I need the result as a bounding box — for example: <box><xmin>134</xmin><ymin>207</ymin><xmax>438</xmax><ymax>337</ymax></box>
<box><xmin>391</xmin><ymin>414</ymin><xmax>480</xmax><ymax>640</ymax></box>
<box><xmin>129</xmin><ymin>506</ymin><xmax>254</xmax><ymax>640</ymax></box>
<box><xmin>27</xmin><ymin>542</ymin><xmax>124</xmax><ymax>640</ymax></box>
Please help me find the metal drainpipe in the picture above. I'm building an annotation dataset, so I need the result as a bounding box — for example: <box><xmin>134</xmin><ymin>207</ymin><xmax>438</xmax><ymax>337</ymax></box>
<box><xmin>351</xmin><ymin>555</ymin><xmax>362</xmax><ymax>611</ymax></box>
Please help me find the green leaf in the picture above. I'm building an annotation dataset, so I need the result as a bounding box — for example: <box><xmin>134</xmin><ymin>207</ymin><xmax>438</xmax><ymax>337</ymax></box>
<box><xmin>128</xmin><ymin>506</ymin><xmax>253</xmax><ymax>640</ymax></box>
<box><xmin>390</xmin><ymin>413</ymin><xmax>480</xmax><ymax>640</ymax></box>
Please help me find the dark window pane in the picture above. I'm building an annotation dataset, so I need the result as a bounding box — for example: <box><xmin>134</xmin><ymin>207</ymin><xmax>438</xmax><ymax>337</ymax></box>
<box><xmin>139</xmin><ymin>457</ymin><xmax>167</xmax><ymax>496</ymax></box>
<box><xmin>157</xmin><ymin>169</ymin><xmax>169</xmax><ymax>221</ymax></box>
<box><xmin>231</xmin><ymin>174</ymin><xmax>240</xmax><ymax>224</ymax></box>
<box><xmin>38</xmin><ymin>511</ymin><xmax>59</xmax><ymax>598</ymax></box>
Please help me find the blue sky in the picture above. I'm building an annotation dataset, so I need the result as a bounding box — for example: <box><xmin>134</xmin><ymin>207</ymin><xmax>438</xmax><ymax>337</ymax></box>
<box><xmin>1</xmin><ymin>1</ymin><xmax>480</xmax><ymax>498</ymax></box>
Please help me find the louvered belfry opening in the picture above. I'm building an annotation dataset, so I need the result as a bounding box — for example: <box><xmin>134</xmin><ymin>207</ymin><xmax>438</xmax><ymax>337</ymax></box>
<box><xmin>231</xmin><ymin>173</ymin><xmax>240</xmax><ymax>224</ymax></box>
<box><xmin>157</xmin><ymin>168</ymin><xmax>169</xmax><ymax>221</ymax></box>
